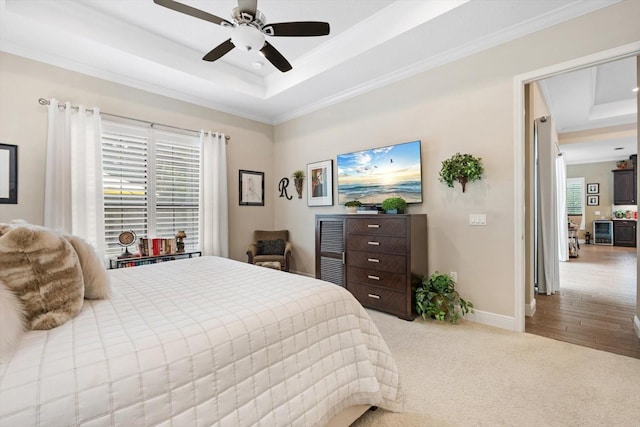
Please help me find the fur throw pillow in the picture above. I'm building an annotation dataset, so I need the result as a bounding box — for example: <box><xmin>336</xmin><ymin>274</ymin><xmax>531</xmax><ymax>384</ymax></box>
<box><xmin>0</xmin><ymin>226</ymin><xmax>85</xmax><ymax>330</ymax></box>
<box><xmin>0</xmin><ymin>279</ymin><xmax>25</xmax><ymax>362</ymax></box>
<box><xmin>66</xmin><ymin>235</ymin><xmax>111</xmax><ymax>299</ymax></box>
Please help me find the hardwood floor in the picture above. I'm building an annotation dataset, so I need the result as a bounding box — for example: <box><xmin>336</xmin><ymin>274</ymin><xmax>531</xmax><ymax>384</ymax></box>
<box><xmin>525</xmin><ymin>244</ymin><xmax>640</xmax><ymax>359</ymax></box>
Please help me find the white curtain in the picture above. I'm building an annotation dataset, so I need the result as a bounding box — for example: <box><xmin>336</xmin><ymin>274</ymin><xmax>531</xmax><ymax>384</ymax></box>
<box><xmin>199</xmin><ymin>131</ymin><xmax>229</xmax><ymax>257</ymax></box>
<box><xmin>535</xmin><ymin>117</ymin><xmax>559</xmax><ymax>295</ymax></box>
<box><xmin>556</xmin><ymin>151</ymin><xmax>568</xmax><ymax>262</ymax></box>
<box><xmin>44</xmin><ymin>99</ymin><xmax>105</xmax><ymax>258</ymax></box>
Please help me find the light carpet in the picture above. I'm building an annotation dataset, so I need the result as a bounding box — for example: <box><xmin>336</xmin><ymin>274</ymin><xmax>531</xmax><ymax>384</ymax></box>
<box><xmin>353</xmin><ymin>310</ymin><xmax>640</xmax><ymax>427</ymax></box>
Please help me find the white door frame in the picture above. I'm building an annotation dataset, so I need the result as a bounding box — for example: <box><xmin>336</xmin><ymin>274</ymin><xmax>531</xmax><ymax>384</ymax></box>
<box><xmin>513</xmin><ymin>41</ymin><xmax>640</xmax><ymax>332</ymax></box>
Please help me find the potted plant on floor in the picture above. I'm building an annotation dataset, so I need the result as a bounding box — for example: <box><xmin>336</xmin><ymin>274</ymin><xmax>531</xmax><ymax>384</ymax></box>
<box><xmin>439</xmin><ymin>152</ymin><xmax>484</xmax><ymax>193</ymax></box>
<box><xmin>344</xmin><ymin>200</ymin><xmax>362</xmax><ymax>214</ymax></box>
<box><xmin>415</xmin><ymin>271</ymin><xmax>474</xmax><ymax>323</ymax></box>
<box><xmin>381</xmin><ymin>197</ymin><xmax>407</xmax><ymax>214</ymax></box>
<box><xmin>292</xmin><ymin>170</ymin><xmax>305</xmax><ymax>199</ymax></box>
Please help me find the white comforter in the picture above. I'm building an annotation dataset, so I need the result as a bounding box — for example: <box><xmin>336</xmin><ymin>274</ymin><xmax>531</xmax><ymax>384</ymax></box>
<box><xmin>0</xmin><ymin>256</ymin><xmax>399</xmax><ymax>426</ymax></box>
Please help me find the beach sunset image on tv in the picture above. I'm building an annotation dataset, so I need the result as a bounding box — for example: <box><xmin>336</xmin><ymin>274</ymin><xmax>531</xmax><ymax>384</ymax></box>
<box><xmin>337</xmin><ymin>140</ymin><xmax>423</xmax><ymax>205</ymax></box>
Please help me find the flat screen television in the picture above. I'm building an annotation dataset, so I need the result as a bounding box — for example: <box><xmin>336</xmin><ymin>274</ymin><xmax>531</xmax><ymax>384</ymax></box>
<box><xmin>336</xmin><ymin>140</ymin><xmax>423</xmax><ymax>205</ymax></box>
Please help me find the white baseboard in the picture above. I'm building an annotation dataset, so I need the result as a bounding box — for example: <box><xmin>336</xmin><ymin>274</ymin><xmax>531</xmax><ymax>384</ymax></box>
<box><xmin>634</xmin><ymin>316</ymin><xmax>640</xmax><ymax>339</ymax></box>
<box><xmin>466</xmin><ymin>309</ymin><xmax>518</xmax><ymax>331</ymax></box>
<box><xmin>525</xmin><ymin>299</ymin><xmax>536</xmax><ymax>317</ymax></box>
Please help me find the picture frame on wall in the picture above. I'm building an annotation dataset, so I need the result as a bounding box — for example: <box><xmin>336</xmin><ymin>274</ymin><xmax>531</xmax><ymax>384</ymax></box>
<box><xmin>586</xmin><ymin>183</ymin><xmax>599</xmax><ymax>194</ymax></box>
<box><xmin>307</xmin><ymin>160</ymin><xmax>333</xmax><ymax>207</ymax></box>
<box><xmin>587</xmin><ymin>195</ymin><xmax>599</xmax><ymax>206</ymax></box>
<box><xmin>0</xmin><ymin>143</ymin><xmax>18</xmax><ymax>204</ymax></box>
<box><xmin>239</xmin><ymin>170</ymin><xmax>264</xmax><ymax>206</ymax></box>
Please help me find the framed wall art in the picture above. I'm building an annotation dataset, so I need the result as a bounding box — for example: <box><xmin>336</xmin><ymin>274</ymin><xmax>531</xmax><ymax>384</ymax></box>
<box><xmin>239</xmin><ymin>169</ymin><xmax>264</xmax><ymax>206</ymax></box>
<box><xmin>587</xmin><ymin>195</ymin><xmax>599</xmax><ymax>206</ymax></box>
<box><xmin>586</xmin><ymin>183</ymin><xmax>599</xmax><ymax>194</ymax></box>
<box><xmin>307</xmin><ymin>160</ymin><xmax>333</xmax><ymax>207</ymax></box>
<box><xmin>0</xmin><ymin>143</ymin><xmax>18</xmax><ymax>204</ymax></box>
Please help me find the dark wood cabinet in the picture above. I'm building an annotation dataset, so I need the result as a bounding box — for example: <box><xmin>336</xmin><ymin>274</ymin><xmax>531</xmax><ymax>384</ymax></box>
<box><xmin>613</xmin><ymin>169</ymin><xmax>636</xmax><ymax>205</ymax></box>
<box><xmin>316</xmin><ymin>214</ymin><xmax>427</xmax><ymax>320</ymax></box>
<box><xmin>613</xmin><ymin>220</ymin><xmax>637</xmax><ymax>247</ymax></box>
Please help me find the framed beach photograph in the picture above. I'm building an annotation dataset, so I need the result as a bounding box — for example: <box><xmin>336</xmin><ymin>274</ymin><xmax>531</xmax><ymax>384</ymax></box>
<box><xmin>239</xmin><ymin>170</ymin><xmax>264</xmax><ymax>206</ymax></box>
<box><xmin>307</xmin><ymin>160</ymin><xmax>333</xmax><ymax>207</ymax></box>
<box><xmin>587</xmin><ymin>195</ymin><xmax>599</xmax><ymax>206</ymax></box>
<box><xmin>0</xmin><ymin>143</ymin><xmax>18</xmax><ymax>204</ymax></box>
<box><xmin>586</xmin><ymin>183</ymin><xmax>599</xmax><ymax>194</ymax></box>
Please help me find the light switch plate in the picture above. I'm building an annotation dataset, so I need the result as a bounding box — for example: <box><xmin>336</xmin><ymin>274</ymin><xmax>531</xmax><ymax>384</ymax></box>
<box><xmin>469</xmin><ymin>214</ymin><xmax>487</xmax><ymax>226</ymax></box>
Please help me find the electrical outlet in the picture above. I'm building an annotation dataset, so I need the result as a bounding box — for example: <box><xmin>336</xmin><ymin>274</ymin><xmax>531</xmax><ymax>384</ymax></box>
<box><xmin>450</xmin><ymin>272</ymin><xmax>458</xmax><ymax>282</ymax></box>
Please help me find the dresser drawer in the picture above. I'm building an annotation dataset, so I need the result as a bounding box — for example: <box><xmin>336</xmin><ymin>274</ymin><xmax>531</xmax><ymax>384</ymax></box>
<box><xmin>347</xmin><ymin>282</ymin><xmax>406</xmax><ymax>317</ymax></box>
<box><xmin>347</xmin><ymin>266</ymin><xmax>406</xmax><ymax>291</ymax></box>
<box><xmin>347</xmin><ymin>234</ymin><xmax>407</xmax><ymax>255</ymax></box>
<box><xmin>346</xmin><ymin>251</ymin><xmax>406</xmax><ymax>273</ymax></box>
<box><xmin>347</xmin><ymin>217</ymin><xmax>406</xmax><ymax>236</ymax></box>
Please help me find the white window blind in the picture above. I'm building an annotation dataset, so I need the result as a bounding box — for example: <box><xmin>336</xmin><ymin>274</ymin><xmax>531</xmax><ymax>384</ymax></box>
<box><xmin>566</xmin><ymin>177</ymin><xmax>584</xmax><ymax>216</ymax></box>
<box><xmin>101</xmin><ymin>121</ymin><xmax>200</xmax><ymax>258</ymax></box>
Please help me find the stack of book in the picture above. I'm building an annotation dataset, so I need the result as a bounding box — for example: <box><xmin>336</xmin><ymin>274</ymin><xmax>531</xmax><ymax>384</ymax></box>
<box><xmin>138</xmin><ymin>237</ymin><xmax>178</xmax><ymax>256</ymax></box>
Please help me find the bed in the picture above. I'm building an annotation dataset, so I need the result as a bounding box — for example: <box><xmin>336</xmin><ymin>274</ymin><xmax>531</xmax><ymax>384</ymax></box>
<box><xmin>0</xmin><ymin>256</ymin><xmax>400</xmax><ymax>426</ymax></box>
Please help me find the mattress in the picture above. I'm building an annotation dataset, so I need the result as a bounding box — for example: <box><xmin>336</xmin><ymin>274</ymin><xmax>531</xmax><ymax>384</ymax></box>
<box><xmin>0</xmin><ymin>256</ymin><xmax>400</xmax><ymax>426</ymax></box>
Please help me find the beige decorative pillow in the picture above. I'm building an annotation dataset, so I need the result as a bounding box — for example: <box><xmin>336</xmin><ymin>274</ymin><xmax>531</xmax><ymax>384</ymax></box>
<box><xmin>0</xmin><ymin>279</ymin><xmax>25</xmax><ymax>362</ymax></box>
<box><xmin>66</xmin><ymin>235</ymin><xmax>111</xmax><ymax>299</ymax></box>
<box><xmin>0</xmin><ymin>226</ymin><xmax>85</xmax><ymax>330</ymax></box>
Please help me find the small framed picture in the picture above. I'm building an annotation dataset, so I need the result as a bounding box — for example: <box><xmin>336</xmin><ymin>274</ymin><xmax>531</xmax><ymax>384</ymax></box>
<box><xmin>0</xmin><ymin>143</ymin><xmax>18</xmax><ymax>204</ymax></box>
<box><xmin>586</xmin><ymin>183</ymin><xmax>599</xmax><ymax>194</ymax></box>
<box><xmin>239</xmin><ymin>170</ymin><xmax>264</xmax><ymax>206</ymax></box>
<box><xmin>587</xmin><ymin>195</ymin><xmax>599</xmax><ymax>206</ymax></box>
<box><xmin>307</xmin><ymin>160</ymin><xmax>333</xmax><ymax>207</ymax></box>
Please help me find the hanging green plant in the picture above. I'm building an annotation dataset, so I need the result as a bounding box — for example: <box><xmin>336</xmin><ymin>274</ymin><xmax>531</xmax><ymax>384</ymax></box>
<box><xmin>439</xmin><ymin>153</ymin><xmax>484</xmax><ymax>193</ymax></box>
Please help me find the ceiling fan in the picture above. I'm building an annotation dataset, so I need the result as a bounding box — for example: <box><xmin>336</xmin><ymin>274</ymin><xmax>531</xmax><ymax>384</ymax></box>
<box><xmin>153</xmin><ymin>0</ymin><xmax>330</xmax><ymax>72</ymax></box>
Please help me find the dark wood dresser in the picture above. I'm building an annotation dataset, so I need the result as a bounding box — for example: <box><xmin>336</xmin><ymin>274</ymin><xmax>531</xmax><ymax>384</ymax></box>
<box><xmin>315</xmin><ymin>214</ymin><xmax>427</xmax><ymax>320</ymax></box>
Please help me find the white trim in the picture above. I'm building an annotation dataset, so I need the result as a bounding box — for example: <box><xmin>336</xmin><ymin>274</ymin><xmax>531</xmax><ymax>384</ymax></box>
<box><xmin>525</xmin><ymin>298</ymin><xmax>537</xmax><ymax>317</ymax></box>
<box><xmin>466</xmin><ymin>310</ymin><xmax>517</xmax><ymax>331</ymax></box>
<box><xmin>513</xmin><ymin>41</ymin><xmax>640</xmax><ymax>334</ymax></box>
<box><xmin>634</xmin><ymin>316</ymin><xmax>640</xmax><ymax>339</ymax></box>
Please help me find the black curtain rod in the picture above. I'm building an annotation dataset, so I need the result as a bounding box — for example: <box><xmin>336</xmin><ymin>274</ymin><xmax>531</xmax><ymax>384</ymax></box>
<box><xmin>38</xmin><ymin>98</ymin><xmax>230</xmax><ymax>141</ymax></box>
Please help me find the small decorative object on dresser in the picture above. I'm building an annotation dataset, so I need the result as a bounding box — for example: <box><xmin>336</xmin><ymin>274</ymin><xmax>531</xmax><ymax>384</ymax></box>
<box><xmin>175</xmin><ymin>230</ymin><xmax>187</xmax><ymax>253</ymax></box>
<box><xmin>117</xmin><ymin>230</ymin><xmax>137</xmax><ymax>259</ymax></box>
<box><xmin>344</xmin><ymin>200</ymin><xmax>362</xmax><ymax>214</ymax></box>
<box><xmin>380</xmin><ymin>197</ymin><xmax>407</xmax><ymax>214</ymax></box>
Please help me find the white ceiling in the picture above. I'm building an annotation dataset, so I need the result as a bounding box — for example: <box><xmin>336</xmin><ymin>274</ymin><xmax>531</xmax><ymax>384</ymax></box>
<box><xmin>1</xmin><ymin>0</ymin><xmax>625</xmax><ymax>126</ymax></box>
<box><xmin>539</xmin><ymin>56</ymin><xmax>638</xmax><ymax>165</ymax></box>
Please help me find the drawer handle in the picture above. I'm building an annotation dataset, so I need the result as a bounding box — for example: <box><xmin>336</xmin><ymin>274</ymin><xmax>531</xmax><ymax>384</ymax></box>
<box><xmin>367</xmin><ymin>275</ymin><xmax>380</xmax><ymax>280</ymax></box>
<box><xmin>367</xmin><ymin>294</ymin><xmax>380</xmax><ymax>299</ymax></box>
<box><xmin>368</xmin><ymin>241</ymin><xmax>380</xmax><ymax>246</ymax></box>
<box><xmin>367</xmin><ymin>258</ymin><xmax>379</xmax><ymax>263</ymax></box>
<box><xmin>367</xmin><ymin>224</ymin><xmax>380</xmax><ymax>228</ymax></box>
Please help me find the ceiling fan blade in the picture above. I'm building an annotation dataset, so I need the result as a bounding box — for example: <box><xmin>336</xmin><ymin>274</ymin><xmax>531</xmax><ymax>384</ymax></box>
<box><xmin>202</xmin><ymin>39</ymin><xmax>235</xmax><ymax>62</ymax></box>
<box><xmin>154</xmin><ymin>0</ymin><xmax>232</xmax><ymax>26</ymax></box>
<box><xmin>262</xmin><ymin>22</ymin><xmax>330</xmax><ymax>37</ymax></box>
<box><xmin>237</xmin><ymin>0</ymin><xmax>258</xmax><ymax>17</ymax></box>
<box><xmin>260</xmin><ymin>41</ymin><xmax>292</xmax><ymax>72</ymax></box>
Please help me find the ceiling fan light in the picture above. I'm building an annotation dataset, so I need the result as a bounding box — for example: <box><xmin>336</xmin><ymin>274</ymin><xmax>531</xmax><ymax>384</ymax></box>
<box><xmin>231</xmin><ymin>25</ymin><xmax>265</xmax><ymax>52</ymax></box>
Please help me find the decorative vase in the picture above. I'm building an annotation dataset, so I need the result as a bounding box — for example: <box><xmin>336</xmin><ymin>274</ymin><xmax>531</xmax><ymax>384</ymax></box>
<box><xmin>346</xmin><ymin>206</ymin><xmax>357</xmax><ymax>214</ymax></box>
<box><xmin>294</xmin><ymin>178</ymin><xmax>303</xmax><ymax>199</ymax></box>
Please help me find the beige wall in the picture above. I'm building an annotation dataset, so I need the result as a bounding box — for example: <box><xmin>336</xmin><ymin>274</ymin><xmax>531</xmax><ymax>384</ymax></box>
<box><xmin>567</xmin><ymin>161</ymin><xmax>618</xmax><ymax>237</ymax></box>
<box><xmin>274</xmin><ymin>0</ymin><xmax>640</xmax><ymax>320</ymax></box>
<box><xmin>0</xmin><ymin>53</ymin><xmax>274</xmax><ymax>262</ymax></box>
<box><xmin>0</xmin><ymin>1</ymin><xmax>638</xmax><ymax>326</ymax></box>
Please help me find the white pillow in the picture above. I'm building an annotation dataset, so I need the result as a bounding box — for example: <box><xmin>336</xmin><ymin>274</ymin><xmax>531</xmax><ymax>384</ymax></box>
<box><xmin>0</xmin><ymin>279</ymin><xmax>26</xmax><ymax>362</ymax></box>
<box><xmin>66</xmin><ymin>235</ymin><xmax>111</xmax><ymax>299</ymax></box>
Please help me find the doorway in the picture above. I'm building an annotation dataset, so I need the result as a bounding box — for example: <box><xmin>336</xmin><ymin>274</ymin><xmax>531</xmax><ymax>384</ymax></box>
<box><xmin>514</xmin><ymin>45</ymin><xmax>640</xmax><ymax>354</ymax></box>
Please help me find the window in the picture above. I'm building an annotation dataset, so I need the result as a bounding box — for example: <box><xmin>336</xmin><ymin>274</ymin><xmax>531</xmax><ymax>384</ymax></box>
<box><xmin>102</xmin><ymin>121</ymin><xmax>200</xmax><ymax>258</ymax></box>
<box><xmin>566</xmin><ymin>177</ymin><xmax>585</xmax><ymax>215</ymax></box>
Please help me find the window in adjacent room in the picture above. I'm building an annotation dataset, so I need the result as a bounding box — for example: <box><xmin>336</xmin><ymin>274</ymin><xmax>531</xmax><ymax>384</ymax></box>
<box><xmin>566</xmin><ymin>177</ymin><xmax>585</xmax><ymax>229</ymax></box>
<box><xmin>101</xmin><ymin>121</ymin><xmax>200</xmax><ymax>258</ymax></box>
